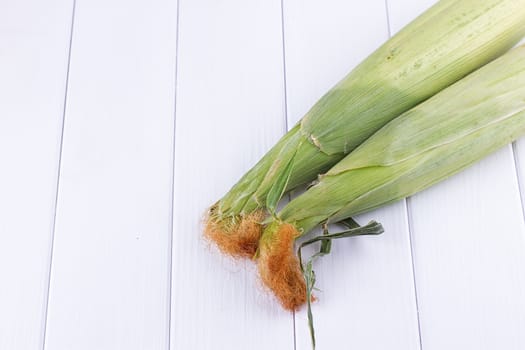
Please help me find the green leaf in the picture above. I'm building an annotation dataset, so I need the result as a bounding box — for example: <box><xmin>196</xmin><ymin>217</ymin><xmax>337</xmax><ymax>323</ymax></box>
<box><xmin>265</xmin><ymin>151</ymin><xmax>296</xmax><ymax>214</ymax></box>
<box><xmin>339</xmin><ymin>217</ymin><xmax>360</xmax><ymax>229</ymax></box>
<box><xmin>299</xmin><ymin>221</ymin><xmax>384</xmax><ymax>251</ymax></box>
<box><xmin>298</xmin><ymin>219</ymin><xmax>384</xmax><ymax>350</ymax></box>
<box><xmin>304</xmin><ymin>259</ymin><xmax>316</xmax><ymax>349</ymax></box>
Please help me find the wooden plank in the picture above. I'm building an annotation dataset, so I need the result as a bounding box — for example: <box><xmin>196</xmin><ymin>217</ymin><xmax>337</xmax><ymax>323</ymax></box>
<box><xmin>43</xmin><ymin>0</ymin><xmax>178</xmax><ymax>349</ymax></box>
<box><xmin>0</xmin><ymin>1</ymin><xmax>74</xmax><ymax>349</ymax></box>
<box><xmin>409</xmin><ymin>147</ymin><xmax>525</xmax><ymax>349</ymax></box>
<box><xmin>170</xmin><ymin>0</ymin><xmax>294</xmax><ymax>349</ymax></box>
<box><xmin>283</xmin><ymin>1</ymin><xmax>420</xmax><ymax>348</ymax></box>
<box><xmin>408</xmin><ymin>147</ymin><xmax>525</xmax><ymax>350</ymax></box>
<box><xmin>388</xmin><ymin>1</ymin><xmax>525</xmax><ymax>349</ymax></box>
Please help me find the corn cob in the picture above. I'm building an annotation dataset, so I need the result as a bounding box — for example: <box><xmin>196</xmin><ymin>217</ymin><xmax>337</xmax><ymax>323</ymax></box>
<box><xmin>257</xmin><ymin>44</ymin><xmax>525</xmax><ymax>311</ymax></box>
<box><xmin>206</xmin><ymin>0</ymin><xmax>525</xmax><ymax>258</ymax></box>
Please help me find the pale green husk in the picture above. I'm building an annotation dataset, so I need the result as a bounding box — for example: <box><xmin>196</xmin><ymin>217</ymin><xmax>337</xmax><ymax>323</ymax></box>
<box><xmin>276</xmin><ymin>45</ymin><xmax>525</xmax><ymax>234</ymax></box>
<box><xmin>215</xmin><ymin>0</ymin><xmax>525</xmax><ymax>225</ymax></box>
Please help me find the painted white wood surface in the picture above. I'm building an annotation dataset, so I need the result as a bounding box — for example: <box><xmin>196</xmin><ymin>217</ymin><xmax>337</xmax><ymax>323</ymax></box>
<box><xmin>3</xmin><ymin>1</ymin><xmax>525</xmax><ymax>349</ymax></box>
<box><xmin>43</xmin><ymin>0</ymin><xmax>178</xmax><ymax>349</ymax></box>
<box><xmin>282</xmin><ymin>1</ymin><xmax>420</xmax><ymax>349</ymax></box>
<box><xmin>389</xmin><ymin>1</ymin><xmax>525</xmax><ymax>349</ymax></box>
<box><xmin>171</xmin><ymin>0</ymin><xmax>294</xmax><ymax>349</ymax></box>
<box><xmin>0</xmin><ymin>1</ymin><xmax>74</xmax><ymax>349</ymax></box>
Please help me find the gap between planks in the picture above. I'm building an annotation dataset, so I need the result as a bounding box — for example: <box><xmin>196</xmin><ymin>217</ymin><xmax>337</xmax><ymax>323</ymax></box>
<box><xmin>168</xmin><ymin>0</ymin><xmax>182</xmax><ymax>349</ymax></box>
<box><xmin>41</xmin><ymin>1</ymin><xmax>77</xmax><ymax>349</ymax></box>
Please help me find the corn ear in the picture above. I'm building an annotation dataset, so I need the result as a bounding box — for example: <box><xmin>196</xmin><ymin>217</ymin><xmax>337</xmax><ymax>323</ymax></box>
<box><xmin>218</xmin><ymin>0</ymin><xmax>525</xmax><ymax>216</ymax></box>
<box><xmin>208</xmin><ymin>0</ymin><xmax>525</xmax><ymax>257</ymax></box>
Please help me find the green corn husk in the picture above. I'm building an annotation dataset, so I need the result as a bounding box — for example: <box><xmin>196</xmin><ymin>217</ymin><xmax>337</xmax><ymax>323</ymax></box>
<box><xmin>207</xmin><ymin>0</ymin><xmax>525</xmax><ymax>258</ymax></box>
<box><xmin>258</xmin><ymin>44</ymin><xmax>525</xmax><ymax>313</ymax></box>
<box><xmin>279</xmin><ymin>45</ymin><xmax>525</xmax><ymax>234</ymax></box>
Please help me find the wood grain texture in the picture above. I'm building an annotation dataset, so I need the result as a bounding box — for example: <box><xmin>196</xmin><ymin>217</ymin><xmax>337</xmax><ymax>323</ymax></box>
<box><xmin>283</xmin><ymin>1</ymin><xmax>420</xmax><ymax>349</ymax></box>
<box><xmin>43</xmin><ymin>0</ymin><xmax>178</xmax><ymax>349</ymax></box>
<box><xmin>388</xmin><ymin>1</ymin><xmax>525</xmax><ymax>349</ymax></box>
<box><xmin>0</xmin><ymin>1</ymin><xmax>73</xmax><ymax>349</ymax></box>
<box><xmin>170</xmin><ymin>1</ymin><xmax>294</xmax><ymax>349</ymax></box>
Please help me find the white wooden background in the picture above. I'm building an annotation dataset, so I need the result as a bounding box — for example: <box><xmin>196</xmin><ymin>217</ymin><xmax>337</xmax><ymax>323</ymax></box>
<box><xmin>2</xmin><ymin>0</ymin><xmax>525</xmax><ymax>349</ymax></box>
